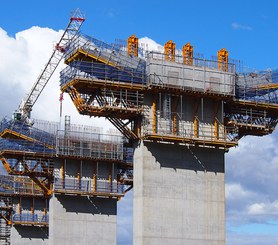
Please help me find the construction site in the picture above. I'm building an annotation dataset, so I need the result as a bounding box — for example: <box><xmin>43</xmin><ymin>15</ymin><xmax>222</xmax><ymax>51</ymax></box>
<box><xmin>0</xmin><ymin>8</ymin><xmax>278</xmax><ymax>245</ymax></box>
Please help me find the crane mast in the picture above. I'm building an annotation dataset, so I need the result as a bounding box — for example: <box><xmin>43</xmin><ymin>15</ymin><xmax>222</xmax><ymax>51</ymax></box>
<box><xmin>14</xmin><ymin>9</ymin><xmax>85</xmax><ymax>123</ymax></box>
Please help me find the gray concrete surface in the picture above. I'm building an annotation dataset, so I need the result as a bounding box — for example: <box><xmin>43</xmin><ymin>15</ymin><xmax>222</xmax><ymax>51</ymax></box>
<box><xmin>134</xmin><ymin>141</ymin><xmax>225</xmax><ymax>245</ymax></box>
<box><xmin>11</xmin><ymin>226</ymin><xmax>48</xmax><ymax>245</ymax></box>
<box><xmin>49</xmin><ymin>195</ymin><xmax>117</xmax><ymax>245</ymax></box>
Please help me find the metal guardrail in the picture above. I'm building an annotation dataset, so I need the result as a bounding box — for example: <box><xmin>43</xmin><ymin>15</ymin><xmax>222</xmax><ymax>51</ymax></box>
<box><xmin>64</xmin><ymin>33</ymin><xmax>145</xmax><ymax>70</ymax></box>
<box><xmin>60</xmin><ymin>61</ymin><xmax>146</xmax><ymax>87</ymax></box>
<box><xmin>0</xmin><ymin>118</ymin><xmax>56</xmax><ymax>147</ymax></box>
<box><xmin>235</xmin><ymin>71</ymin><xmax>278</xmax><ymax>104</ymax></box>
<box><xmin>142</xmin><ymin>111</ymin><xmax>238</xmax><ymax>144</ymax></box>
<box><xmin>0</xmin><ymin>138</ymin><xmax>55</xmax><ymax>155</ymax></box>
<box><xmin>0</xmin><ymin>175</ymin><xmax>44</xmax><ymax>196</ymax></box>
<box><xmin>54</xmin><ymin>178</ymin><xmax>125</xmax><ymax>195</ymax></box>
<box><xmin>13</xmin><ymin>213</ymin><xmax>48</xmax><ymax>224</ymax></box>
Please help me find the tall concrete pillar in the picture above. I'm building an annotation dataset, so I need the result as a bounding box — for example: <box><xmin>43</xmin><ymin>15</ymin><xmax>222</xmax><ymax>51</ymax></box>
<box><xmin>11</xmin><ymin>226</ymin><xmax>48</xmax><ymax>244</ymax></box>
<box><xmin>49</xmin><ymin>195</ymin><xmax>117</xmax><ymax>245</ymax></box>
<box><xmin>134</xmin><ymin>141</ymin><xmax>225</xmax><ymax>245</ymax></box>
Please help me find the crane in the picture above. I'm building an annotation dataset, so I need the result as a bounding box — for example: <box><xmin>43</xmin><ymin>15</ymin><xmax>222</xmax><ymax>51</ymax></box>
<box><xmin>13</xmin><ymin>9</ymin><xmax>85</xmax><ymax>124</ymax></box>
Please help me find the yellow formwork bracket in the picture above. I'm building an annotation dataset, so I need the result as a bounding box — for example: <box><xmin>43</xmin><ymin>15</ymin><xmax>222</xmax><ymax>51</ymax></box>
<box><xmin>127</xmin><ymin>34</ymin><xmax>138</xmax><ymax>57</ymax></box>
<box><xmin>217</xmin><ymin>48</ymin><xmax>229</xmax><ymax>72</ymax></box>
<box><xmin>182</xmin><ymin>43</ymin><xmax>193</xmax><ymax>65</ymax></box>
<box><xmin>164</xmin><ymin>40</ymin><xmax>176</xmax><ymax>62</ymax></box>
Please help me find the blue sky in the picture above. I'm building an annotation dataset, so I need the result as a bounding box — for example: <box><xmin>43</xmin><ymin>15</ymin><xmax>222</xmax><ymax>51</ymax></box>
<box><xmin>2</xmin><ymin>0</ymin><xmax>278</xmax><ymax>70</ymax></box>
<box><xmin>1</xmin><ymin>1</ymin><xmax>278</xmax><ymax>244</ymax></box>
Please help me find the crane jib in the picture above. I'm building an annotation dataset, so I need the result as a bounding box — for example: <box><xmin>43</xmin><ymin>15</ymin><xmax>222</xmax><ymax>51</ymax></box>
<box><xmin>15</xmin><ymin>9</ymin><xmax>85</xmax><ymax>123</ymax></box>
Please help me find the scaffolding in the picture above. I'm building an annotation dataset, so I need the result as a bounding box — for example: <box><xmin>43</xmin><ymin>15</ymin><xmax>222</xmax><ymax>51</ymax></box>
<box><xmin>60</xmin><ymin>31</ymin><xmax>278</xmax><ymax>146</ymax></box>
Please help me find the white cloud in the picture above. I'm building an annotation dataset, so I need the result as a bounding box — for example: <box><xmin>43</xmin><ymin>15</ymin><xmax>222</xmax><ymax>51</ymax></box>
<box><xmin>248</xmin><ymin>200</ymin><xmax>278</xmax><ymax>216</ymax></box>
<box><xmin>0</xmin><ymin>26</ymin><xmax>113</xmax><ymax>129</ymax></box>
<box><xmin>226</xmin><ymin>183</ymin><xmax>253</xmax><ymax>200</ymax></box>
<box><xmin>232</xmin><ymin>22</ymin><xmax>252</xmax><ymax>31</ymax></box>
<box><xmin>139</xmin><ymin>37</ymin><xmax>164</xmax><ymax>52</ymax></box>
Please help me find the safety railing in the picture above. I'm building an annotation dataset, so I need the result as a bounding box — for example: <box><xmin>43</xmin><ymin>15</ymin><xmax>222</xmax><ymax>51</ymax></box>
<box><xmin>145</xmin><ymin>51</ymin><xmax>236</xmax><ymax>73</ymax></box>
<box><xmin>60</xmin><ymin>61</ymin><xmax>146</xmax><ymax>87</ymax></box>
<box><xmin>142</xmin><ymin>111</ymin><xmax>238</xmax><ymax>145</ymax></box>
<box><xmin>146</xmin><ymin>52</ymin><xmax>235</xmax><ymax>96</ymax></box>
<box><xmin>54</xmin><ymin>177</ymin><xmax>125</xmax><ymax>195</ymax></box>
<box><xmin>0</xmin><ymin>138</ymin><xmax>55</xmax><ymax>156</ymax></box>
<box><xmin>13</xmin><ymin>213</ymin><xmax>48</xmax><ymax>225</ymax></box>
<box><xmin>56</xmin><ymin>130</ymin><xmax>124</xmax><ymax>161</ymax></box>
<box><xmin>64</xmin><ymin>33</ymin><xmax>145</xmax><ymax>70</ymax></box>
<box><xmin>0</xmin><ymin>118</ymin><xmax>56</xmax><ymax>147</ymax></box>
<box><xmin>236</xmin><ymin>70</ymin><xmax>278</xmax><ymax>104</ymax></box>
<box><xmin>0</xmin><ymin>175</ymin><xmax>44</xmax><ymax>196</ymax></box>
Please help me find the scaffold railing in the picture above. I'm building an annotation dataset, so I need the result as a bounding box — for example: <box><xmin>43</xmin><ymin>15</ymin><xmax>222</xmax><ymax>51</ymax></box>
<box><xmin>146</xmin><ymin>51</ymin><xmax>235</xmax><ymax>96</ymax></box>
<box><xmin>0</xmin><ymin>138</ymin><xmax>55</xmax><ymax>156</ymax></box>
<box><xmin>54</xmin><ymin>177</ymin><xmax>125</xmax><ymax>196</ymax></box>
<box><xmin>0</xmin><ymin>175</ymin><xmax>44</xmax><ymax>196</ymax></box>
<box><xmin>60</xmin><ymin>60</ymin><xmax>146</xmax><ymax>87</ymax></box>
<box><xmin>65</xmin><ymin>33</ymin><xmax>146</xmax><ymax>70</ymax></box>
<box><xmin>235</xmin><ymin>70</ymin><xmax>278</xmax><ymax>104</ymax></box>
<box><xmin>56</xmin><ymin>130</ymin><xmax>124</xmax><ymax>161</ymax></box>
<box><xmin>13</xmin><ymin>213</ymin><xmax>48</xmax><ymax>226</ymax></box>
<box><xmin>145</xmin><ymin>51</ymin><xmax>236</xmax><ymax>73</ymax></box>
<box><xmin>0</xmin><ymin>118</ymin><xmax>56</xmax><ymax>147</ymax></box>
<box><xmin>142</xmin><ymin>111</ymin><xmax>238</xmax><ymax>145</ymax></box>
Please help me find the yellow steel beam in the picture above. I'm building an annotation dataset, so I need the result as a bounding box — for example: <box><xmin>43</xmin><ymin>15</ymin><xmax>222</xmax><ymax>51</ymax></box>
<box><xmin>61</xmin><ymin>77</ymin><xmax>146</xmax><ymax>93</ymax></box>
<box><xmin>142</xmin><ymin>134</ymin><xmax>237</xmax><ymax>148</ymax></box>
<box><xmin>0</xmin><ymin>157</ymin><xmax>12</xmax><ymax>174</ymax></box>
<box><xmin>233</xmin><ymin>99</ymin><xmax>278</xmax><ymax>111</ymax></box>
<box><xmin>256</xmin><ymin>83</ymin><xmax>278</xmax><ymax>90</ymax></box>
<box><xmin>0</xmin><ymin>129</ymin><xmax>54</xmax><ymax>149</ymax></box>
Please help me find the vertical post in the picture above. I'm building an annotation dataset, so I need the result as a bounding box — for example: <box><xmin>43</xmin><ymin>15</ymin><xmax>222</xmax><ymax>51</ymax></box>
<box><xmin>18</xmin><ymin>197</ymin><xmax>22</xmax><ymax>221</ymax></box>
<box><xmin>77</xmin><ymin>162</ymin><xmax>81</xmax><ymax>191</ymax></box>
<box><xmin>152</xmin><ymin>94</ymin><xmax>157</xmax><ymax>134</ymax></box>
<box><xmin>194</xmin><ymin>98</ymin><xmax>199</xmax><ymax>138</ymax></box>
<box><xmin>214</xmin><ymin>101</ymin><xmax>220</xmax><ymax>140</ymax></box>
<box><xmin>172</xmin><ymin>96</ymin><xmax>178</xmax><ymax>136</ymax></box>
<box><xmin>31</xmin><ymin>198</ymin><xmax>34</xmax><ymax>221</ymax></box>
<box><xmin>92</xmin><ymin>163</ymin><xmax>97</xmax><ymax>192</ymax></box>
<box><xmin>60</xmin><ymin>159</ymin><xmax>65</xmax><ymax>189</ymax></box>
<box><xmin>108</xmin><ymin>165</ymin><xmax>112</xmax><ymax>192</ymax></box>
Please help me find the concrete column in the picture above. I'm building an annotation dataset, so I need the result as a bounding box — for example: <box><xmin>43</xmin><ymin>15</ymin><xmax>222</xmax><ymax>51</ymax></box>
<box><xmin>49</xmin><ymin>195</ymin><xmax>117</xmax><ymax>245</ymax></box>
<box><xmin>11</xmin><ymin>226</ymin><xmax>48</xmax><ymax>244</ymax></box>
<box><xmin>134</xmin><ymin>141</ymin><xmax>225</xmax><ymax>245</ymax></box>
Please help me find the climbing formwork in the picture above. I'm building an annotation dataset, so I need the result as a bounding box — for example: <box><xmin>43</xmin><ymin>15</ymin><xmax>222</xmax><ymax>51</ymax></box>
<box><xmin>0</xmin><ymin>116</ymin><xmax>133</xmax><ymax>244</ymax></box>
<box><xmin>59</xmin><ymin>32</ymin><xmax>278</xmax><ymax>245</ymax></box>
<box><xmin>60</xmin><ymin>33</ymin><xmax>278</xmax><ymax>146</ymax></box>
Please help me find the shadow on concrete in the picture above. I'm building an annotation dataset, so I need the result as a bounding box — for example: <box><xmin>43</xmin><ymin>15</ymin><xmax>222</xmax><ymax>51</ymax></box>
<box><xmin>56</xmin><ymin>195</ymin><xmax>117</xmax><ymax>215</ymax></box>
<box><xmin>143</xmin><ymin>141</ymin><xmax>224</xmax><ymax>174</ymax></box>
<box><xmin>14</xmin><ymin>226</ymin><xmax>48</xmax><ymax>240</ymax></box>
